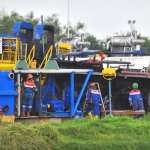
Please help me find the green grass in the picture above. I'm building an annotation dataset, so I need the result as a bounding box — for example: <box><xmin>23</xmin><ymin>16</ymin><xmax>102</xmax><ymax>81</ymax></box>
<box><xmin>0</xmin><ymin>114</ymin><xmax>150</xmax><ymax>150</ymax></box>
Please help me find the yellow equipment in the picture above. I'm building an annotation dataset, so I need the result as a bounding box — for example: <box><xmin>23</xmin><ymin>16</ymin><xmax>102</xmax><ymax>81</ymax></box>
<box><xmin>58</xmin><ymin>43</ymin><xmax>72</xmax><ymax>55</ymax></box>
<box><xmin>26</xmin><ymin>45</ymin><xmax>36</xmax><ymax>68</ymax></box>
<box><xmin>0</xmin><ymin>115</ymin><xmax>14</xmax><ymax>123</ymax></box>
<box><xmin>102</xmin><ymin>68</ymin><xmax>116</xmax><ymax>116</ymax></box>
<box><xmin>0</xmin><ymin>38</ymin><xmax>28</xmax><ymax>70</ymax></box>
<box><xmin>102</xmin><ymin>68</ymin><xmax>116</xmax><ymax>80</ymax></box>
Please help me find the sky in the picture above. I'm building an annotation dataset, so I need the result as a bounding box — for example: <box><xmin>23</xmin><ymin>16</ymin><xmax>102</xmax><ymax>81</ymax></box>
<box><xmin>1</xmin><ymin>0</ymin><xmax>150</xmax><ymax>39</ymax></box>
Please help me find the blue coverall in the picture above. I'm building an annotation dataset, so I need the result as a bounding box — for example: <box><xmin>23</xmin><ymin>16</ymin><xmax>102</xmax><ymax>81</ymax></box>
<box><xmin>21</xmin><ymin>80</ymin><xmax>38</xmax><ymax>112</ymax></box>
<box><xmin>86</xmin><ymin>89</ymin><xmax>100</xmax><ymax>116</ymax></box>
<box><xmin>128</xmin><ymin>89</ymin><xmax>144</xmax><ymax>118</ymax></box>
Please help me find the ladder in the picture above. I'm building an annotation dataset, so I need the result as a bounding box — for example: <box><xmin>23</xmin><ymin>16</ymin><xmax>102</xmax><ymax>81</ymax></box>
<box><xmin>83</xmin><ymin>82</ymin><xmax>106</xmax><ymax>116</ymax></box>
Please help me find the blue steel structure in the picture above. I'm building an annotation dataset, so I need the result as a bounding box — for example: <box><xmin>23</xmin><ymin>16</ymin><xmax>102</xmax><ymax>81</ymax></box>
<box><xmin>40</xmin><ymin>71</ymin><xmax>93</xmax><ymax>117</ymax></box>
<box><xmin>14</xmin><ymin>69</ymin><xmax>93</xmax><ymax>118</ymax></box>
<box><xmin>0</xmin><ymin>71</ymin><xmax>18</xmax><ymax>115</ymax></box>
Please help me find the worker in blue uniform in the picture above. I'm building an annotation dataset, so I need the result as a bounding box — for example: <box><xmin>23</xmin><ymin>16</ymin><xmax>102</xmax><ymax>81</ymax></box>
<box><xmin>85</xmin><ymin>83</ymin><xmax>100</xmax><ymax>119</ymax></box>
<box><xmin>21</xmin><ymin>74</ymin><xmax>38</xmax><ymax>117</ymax></box>
<box><xmin>128</xmin><ymin>83</ymin><xmax>144</xmax><ymax>119</ymax></box>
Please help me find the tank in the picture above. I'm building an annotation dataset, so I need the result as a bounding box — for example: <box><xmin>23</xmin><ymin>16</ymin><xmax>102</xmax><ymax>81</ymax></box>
<box><xmin>57</xmin><ymin>34</ymin><xmax>90</xmax><ymax>51</ymax></box>
<box><xmin>107</xmin><ymin>36</ymin><xmax>145</xmax><ymax>50</ymax></box>
<box><xmin>110</xmin><ymin>36</ymin><xmax>133</xmax><ymax>47</ymax></box>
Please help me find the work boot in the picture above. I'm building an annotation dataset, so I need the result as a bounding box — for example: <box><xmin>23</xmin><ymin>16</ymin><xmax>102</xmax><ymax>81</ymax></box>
<box><xmin>88</xmin><ymin>112</ymin><xmax>93</xmax><ymax>119</ymax></box>
<box><xmin>21</xmin><ymin>111</ymin><xmax>25</xmax><ymax>117</ymax></box>
<box><xmin>94</xmin><ymin>115</ymin><xmax>99</xmax><ymax>119</ymax></box>
<box><xmin>26</xmin><ymin>111</ymin><xmax>30</xmax><ymax>117</ymax></box>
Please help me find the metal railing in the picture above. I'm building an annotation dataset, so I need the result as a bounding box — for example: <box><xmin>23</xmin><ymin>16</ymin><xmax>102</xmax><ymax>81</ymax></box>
<box><xmin>0</xmin><ymin>38</ymin><xmax>21</xmax><ymax>64</ymax></box>
<box><xmin>26</xmin><ymin>45</ymin><xmax>35</xmax><ymax>66</ymax></box>
<box><xmin>39</xmin><ymin>45</ymin><xmax>53</xmax><ymax>69</ymax></box>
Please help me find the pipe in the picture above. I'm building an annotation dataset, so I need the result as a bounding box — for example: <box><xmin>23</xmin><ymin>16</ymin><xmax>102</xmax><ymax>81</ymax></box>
<box><xmin>70</xmin><ymin>72</ymin><xmax>74</xmax><ymax>116</ymax></box>
<box><xmin>39</xmin><ymin>73</ymin><xmax>42</xmax><ymax>116</ymax></box>
<box><xmin>17</xmin><ymin>73</ymin><xmax>20</xmax><ymax>116</ymax></box>
<box><xmin>107</xmin><ymin>40</ymin><xmax>110</xmax><ymax>50</ymax></box>
<box><xmin>41</xmin><ymin>15</ymin><xmax>45</xmax><ymax>57</ymax></box>
<box><xmin>67</xmin><ymin>0</ymin><xmax>70</xmax><ymax>38</ymax></box>
<box><xmin>73</xmin><ymin>70</ymin><xmax>93</xmax><ymax>115</ymax></box>
<box><xmin>134</xmin><ymin>30</ymin><xmax>137</xmax><ymax>39</ymax></box>
<box><xmin>76</xmin><ymin>41</ymin><xmax>90</xmax><ymax>46</ymax></box>
<box><xmin>14</xmin><ymin>69</ymin><xmax>92</xmax><ymax>74</ymax></box>
<box><xmin>8</xmin><ymin>73</ymin><xmax>14</xmax><ymax>79</ymax></box>
<box><xmin>108</xmin><ymin>80</ymin><xmax>112</xmax><ymax>116</ymax></box>
<box><xmin>132</xmin><ymin>39</ymin><xmax>145</xmax><ymax>45</ymax></box>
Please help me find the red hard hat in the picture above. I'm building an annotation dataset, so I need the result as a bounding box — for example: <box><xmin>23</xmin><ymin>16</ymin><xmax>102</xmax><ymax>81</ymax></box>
<box><xmin>27</xmin><ymin>74</ymin><xmax>33</xmax><ymax>78</ymax></box>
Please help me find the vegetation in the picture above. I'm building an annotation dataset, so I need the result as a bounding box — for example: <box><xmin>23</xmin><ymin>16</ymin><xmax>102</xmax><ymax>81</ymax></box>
<box><xmin>1</xmin><ymin>9</ymin><xmax>150</xmax><ymax>52</ymax></box>
<box><xmin>0</xmin><ymin>115</ymin><xmax>150</xmax><ymax>150</ymax></box>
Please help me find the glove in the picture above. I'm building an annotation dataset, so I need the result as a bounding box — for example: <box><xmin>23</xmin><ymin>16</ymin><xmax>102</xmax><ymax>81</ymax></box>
<box><xmin>130</xmin><ymin>103</ymin><xmax>132</xmax><ymax>107</ymax></box>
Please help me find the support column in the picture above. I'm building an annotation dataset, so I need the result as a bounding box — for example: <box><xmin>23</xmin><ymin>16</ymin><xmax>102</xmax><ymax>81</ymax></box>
<box><xmin>70</xmin><ymin>72</ymin><xmax>74</xmax><ymax>116</ymax></box>
<box><xmin>17</xmin><ymin>73</ymin><xmax>20</xmax><ymax>116</ymax></box>
<box><xmin>73</xmin><ymin>70</ymin><xmax>93</xmax><ymax>115</ymax></box>
<box><xmin>148</xmin><ymin>92</ymin><xmax>150</xmax><ymax>112</ymax></box>
<box><xmin>39</xmin><ymin>73</ymin><xmax>42</xmax><ymax>116</ymax></box>
<box><xmin>109</xmin><ymin>80</ymin><xmax>112</xmax><ymax>116</ymax></box>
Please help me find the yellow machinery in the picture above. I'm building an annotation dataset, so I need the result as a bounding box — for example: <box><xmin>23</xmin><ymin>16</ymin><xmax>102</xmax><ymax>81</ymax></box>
<box><xmin>26</xmin><ymin>45</ymin><xmax>36</xmax><ymax>69</ymax></box>
<box><xmin>102</xmin><ymin>68</ymin><xmax>116</xmax><ymax>80</ymax></box>
<box><xmin>102</xmin><ymin>68</ymin><xmax>116</xmax><ymax>116</ymax></box>
<box><xmin>58</xmin><ymin>43</ymin><xmax>72</xmax><ymax>55</ymax></box>
<box><xmin>0</xmin><ymin>38</ymin><xmax>28</xmax><ymax>70</ymax></box>
<box><xmin>39</xmin><ymin>45</ymin><xmax>59</xmax><ymax>70</ymax></box>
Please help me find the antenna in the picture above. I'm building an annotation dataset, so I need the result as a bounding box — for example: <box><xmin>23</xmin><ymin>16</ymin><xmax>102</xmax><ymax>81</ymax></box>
<box><xmin>67</xmin><ymin>0</ymin><xmax>70</xmax><ymax>38</ymax></box>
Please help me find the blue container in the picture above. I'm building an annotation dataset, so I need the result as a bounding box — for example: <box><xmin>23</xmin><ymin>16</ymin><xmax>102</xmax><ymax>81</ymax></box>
<box><xmin>0</xmin><ymin>71</ymin><xmax>18</xmax><ymax>115</ymax></box>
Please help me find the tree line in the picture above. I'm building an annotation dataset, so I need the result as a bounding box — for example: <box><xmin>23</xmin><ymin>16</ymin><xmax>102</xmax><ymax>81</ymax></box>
<box><xmin>0</xmin><ymin>9</ymin><xmax>150</xmax><ymax>53</ymax></box>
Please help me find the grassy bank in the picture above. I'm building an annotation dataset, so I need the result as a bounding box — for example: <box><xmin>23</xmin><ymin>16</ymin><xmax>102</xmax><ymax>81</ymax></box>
<box><xmin>0</xmin><ymin>114</ymin><xmax>150</xmax><ymax>150</ymax></box>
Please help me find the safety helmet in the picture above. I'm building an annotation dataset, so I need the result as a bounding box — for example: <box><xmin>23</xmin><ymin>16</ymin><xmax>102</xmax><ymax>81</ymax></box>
<box><xmin>27</xmin><ymin>74</ymin><xmax>33</xmax><ymax>79</ymax></box>
<box><xmin>132</xmin><ymin>83</ymin><xmax>138</xmax><ymax>89</ymax></box>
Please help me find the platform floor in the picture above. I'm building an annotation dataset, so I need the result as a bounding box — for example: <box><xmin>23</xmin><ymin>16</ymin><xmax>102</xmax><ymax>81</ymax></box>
<box><xmin>101</xmin><ymin>110</ymin><xmax>145</xmax><ymax>115</ymax></box>
<box><xmin>15</xmin><ymin>116</ymin><xmax>77</xmax><ymax>123</ymax></box>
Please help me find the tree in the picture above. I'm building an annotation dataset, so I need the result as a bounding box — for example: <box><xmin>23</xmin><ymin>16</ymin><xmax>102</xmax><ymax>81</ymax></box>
<box><xmin>0</xmin><ymin>9</ymin><xmax>150</xmax><ymax>52</ymax></box>
<box><xmin>137</xmin><ymin>34</ymin><xmax>150</xmax><ymax>54</ymax></box>
<box><xmin>24</xmin><ymin>11</ymin><xmax>39</xmax><ymax>27</ymax></box>
<box><xmin>44</xmin><ymin>14</ymin><xmax>63</xmax><ymax>42</ymax></box>
<box><xmin>85</xmin><ymin>34</ymin><xmax>105</xmax><ymax>50</ymax></box>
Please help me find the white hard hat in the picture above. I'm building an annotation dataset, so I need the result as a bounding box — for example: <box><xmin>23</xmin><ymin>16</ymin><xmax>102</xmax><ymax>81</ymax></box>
<box><xmin>90</xmin><ymin>82</ymin><xmax>95</xmax><ymax>86</ymax></box>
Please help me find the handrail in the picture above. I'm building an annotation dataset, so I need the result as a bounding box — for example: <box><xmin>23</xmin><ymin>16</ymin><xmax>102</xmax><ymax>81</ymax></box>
<box><xmin>26</xmin><ymin>45</ymin><xmax>35</xmax><ymax>66</ymax></box>
<box><xmin>39</xmin><ymin>45</ymin><xmax>53</xmax><ymax>69</ymax></box>
<box><xmin>24</xmin><ymin>44</ymin><xmax>28</xmax><ymax>60</ymax></box>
